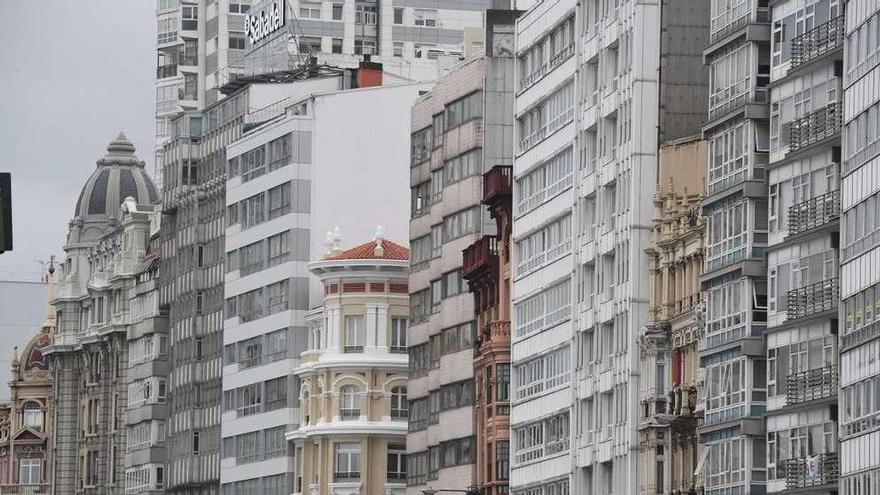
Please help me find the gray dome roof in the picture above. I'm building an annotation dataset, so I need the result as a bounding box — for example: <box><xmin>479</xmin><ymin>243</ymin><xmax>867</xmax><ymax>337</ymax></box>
<box><xmin>74</xmin><ymin>133</ymin><xmax>159</xmax><ymax>218</ymax></box>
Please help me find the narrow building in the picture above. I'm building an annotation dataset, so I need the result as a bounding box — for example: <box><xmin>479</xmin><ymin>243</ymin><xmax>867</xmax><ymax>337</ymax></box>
<box><xmin>288</xmin><ymin>235</ymin><xmax>410</xmax><ymax>495</ymax></box>
<box><xmin>640</xmin><ymin>136</ymin><xmax>707</xmax><ymax>494</ymax></box>
<box><xmin>406</xmin><ymin>10</ymin><xmax>518</xmax><ymax>494</ymax></box>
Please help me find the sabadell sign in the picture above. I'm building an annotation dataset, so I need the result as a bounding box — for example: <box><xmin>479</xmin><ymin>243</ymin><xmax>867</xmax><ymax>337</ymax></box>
<box><xmin>244</xmin><ymin>0</ymin><xmax>286</xmax><ymax>44</ymax></box>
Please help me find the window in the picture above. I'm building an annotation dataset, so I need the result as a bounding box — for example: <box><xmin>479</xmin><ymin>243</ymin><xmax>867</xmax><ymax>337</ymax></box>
<box><xmin>387</xmin><ymin>445</ymin><xmax>407</xmax><ymax>481</ymax></box>
<box><xmin>355</xmin><ymin>2</ymin><xmax>377</xmax><ymax>25</ymax></box>
<box><xmin>268</xmin><ymin>182</ymin><xmax>291</xmax><ymax>220</ymax></box>
<box><xmin>391</xmin><ymin>386</ymin><xmax>408</xmax><ymax>419</ymax></box>
<box><xmin>229</xmin><ymin>32</ymin><xmax>246</xmax><ymax>50</ymax></box>
<box><xmin>340</xmin><ymin>385</ymin><xmax>361</xmax><ymax>419</ymax></box>
<box><xmin>229</xmin><ymin>1</ymin><xmax>250</xmax><ymax>14</ymax></box>
<box><xmin>393</xmin><ymin>7</ymin><xmax>404</xmax><ymax>24</ymax></box>
<box><xmin>444</xmin><ymin>148</ymin><xmax>481</xmax><ymax>185</ymax></box>
<box><xmin>298</xmin><ymin>36</ymin><xmax>322</xmax><ymax>55</ymax></box>
<box><xmin>19</xmin><ymin>458</ymin><xmax>40</xmax><ymax>485</ymax></box>
<box><xmin>390</xmin><ymin>317</ymin><xmax>407</xmax><ymax>352</ymax></box>
<box><xmin>514</xmin><ymin>279</ymin><xmax>571</xmax><ymax>338</ymax></box>
<box><xmin>354</xmin><ymin>38</ymin><xmax>376</xmax><ymax>55</ymax></box>
<box><xmin>335</xmin><ymin>443</ymin><xmax>361</xmax><ymax>481</ymax></box>
<box><xmin>414</xmin><ymin>9</ymin><xmax>437</xmax><ymax>27</ymax></box>
<box><xmin>267</xmin><ymin>134</ymin><xmax>290</xmax><ymax>171</ymax></box>
<box><xmin>706</xmin><ymin>197</ymin><xmax>750</xmax><ymax>272</ymax></box>
<box><xmin>411</xmin><ymin>127</ymin><xmax>432</xmax><ymax>165</ymax></box>
<box><xmin>22</xmin><ymin>402</ymin><xmax>43</xmax><ymax>431</ymax></box>
<box><xmin>446</xmin><ymin>92</ymin><xmax>482</xmax><ymax>129</ymax></box>
<box><xmin>332</xmin><ymin>38</ymin><xmax>343</xmax><ymax>54</ymax></box>
<box><xmin>443</xmin><ymin>270</ymin><xmax>465</xmax><ymax>298</ymax></box>
<box><xmin>393</xmin><ymin>41</ymin><xmax>404</xmax><ymax>57</ymax></box>
<box><xmin>410</xmin><ymin>289</ymin><xmax>431</xmax><ymax>324</ymax></box>
<box><xmin>515</xmin><ymin>215</ymin><xmax>572</xmax><ymax>275</ymax></box>
<box><xmin>442</xmin><ymin>207</ymin><xmax>480</xmax><ymax>242</ymax></box>
<box><xmin>344</xmin><ymin>315</ymin><xmax>364</xmax><ymax>352</ymax></box>
<box><xmin>518</xmin><ymin>80</ymin><xmax>574</xmax><ymax>152</ymax></box>
<box><xmin>496</xmin><ymin>442</ymin><xmax>510</xmax><ymax>480</ymax></box>
<box><xmin>299</xmin><ymin>1</ymin><xmax>321</xmax><ymax>19</ymax></box>
<box><xmin>516</xmin><ymin>146</ymin><xmax>574</xmax><ymax>215</ymax></box>
<box><xmin>332</xmin><ymin>3</ymin><xmax>343</xmax><ymax>20</ymax></box>
<box><xmin>431</xmin><ymin>279</ymin><xmax>443</xmax><ymax>313</ymax></box>
<box><xmin>514</xmin><ymin>411</ymin><xmax>570</xmax><ymax>464</ymax></box>
<box><xmin>411</xmin><ymin>180</ymin><xmax>431</xmax><ymax>217</ymax></box>
<box><xmin>709</xmin><ymin>43</ymin><xmax>752</xmax><ymax>116</ymax></box>
<box><xmin>515</xmin><ymin>346</ymin><xmax>570</xmax><ymax>400</ymax></box>
<box><xmin>181</xmin><ymin>5</ymin><xmax>198</xmax><ymax>30</ymax></box>
<box><xmin>265</xmin><ymin>376</ymin><xmax>288</xmax><ymax>411</ymax></box>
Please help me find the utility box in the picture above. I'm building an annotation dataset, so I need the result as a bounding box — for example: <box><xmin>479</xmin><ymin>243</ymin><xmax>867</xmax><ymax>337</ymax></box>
<box><xmin>0</xmin><ymin>173</ymin><xmax>11</xmax><ymax>253</ymax></box>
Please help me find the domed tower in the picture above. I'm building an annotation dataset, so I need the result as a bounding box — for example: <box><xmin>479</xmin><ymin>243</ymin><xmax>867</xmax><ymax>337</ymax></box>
<box><xmin>44</xmin><ymin>134</ymin><xmax>160</xmax><ymax>495</ymax></box>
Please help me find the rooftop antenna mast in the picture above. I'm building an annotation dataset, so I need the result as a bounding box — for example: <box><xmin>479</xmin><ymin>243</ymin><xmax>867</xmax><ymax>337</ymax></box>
<box><xmin>284</xmin><ymin>0</ymin><xmax>315</xmax><ymax>70</ymax></box>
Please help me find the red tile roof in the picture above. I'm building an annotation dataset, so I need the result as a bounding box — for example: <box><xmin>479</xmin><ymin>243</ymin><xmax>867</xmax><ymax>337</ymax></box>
<box><xmin>326</xmin><ymin>239</ymin><xmax>410</xmax><ymax>261</ymax></box>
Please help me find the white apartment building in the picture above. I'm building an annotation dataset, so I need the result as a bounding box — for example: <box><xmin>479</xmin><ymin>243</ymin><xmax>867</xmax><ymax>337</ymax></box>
<box><xmin>220</xmin><ymin>78</ymin><xmax>429</xmax><ymax>494</ymax></box>
<box><xmin>245</xmin><ymin>0</ymin><xmax>494</xmax><ymax>82</ymax></box>
<box><xmin>840</xmin><ymin>0</ymin><xmax>880</xmax><ymax>492</ymax></box>
<box><xmin>764</xmin><ymin>1</ymin><xmax>844</xmax><ymax>493</ymax></box>
<box><xmin>510</xmin><ymin>1</ymin><xmax>707</xmax><ymax>494</ymax></box>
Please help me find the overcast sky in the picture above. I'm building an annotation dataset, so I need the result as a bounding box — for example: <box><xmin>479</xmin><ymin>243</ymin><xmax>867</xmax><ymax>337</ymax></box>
<box><xmin>0</xmin><ymin>0</ymin><xmax>157</xmax><ymax>282</ymax></box>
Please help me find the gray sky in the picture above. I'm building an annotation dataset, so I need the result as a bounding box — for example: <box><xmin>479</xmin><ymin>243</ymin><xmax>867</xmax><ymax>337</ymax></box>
<box><xmin>0</xmin><ymin>0</ymin><xmax>157</xmax><ymax>282</ymax></box>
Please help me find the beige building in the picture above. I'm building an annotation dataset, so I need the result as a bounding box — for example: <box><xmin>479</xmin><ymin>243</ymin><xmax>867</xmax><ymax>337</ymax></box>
<box><xmin>640</xmin><ymin>136</ymin><xmax>707</xmax><ymax>494</ymax></box>
<box><xmin>288</xmin><ymin>235</ymin><xmax>410</xmax><ymax>495</ymax></box>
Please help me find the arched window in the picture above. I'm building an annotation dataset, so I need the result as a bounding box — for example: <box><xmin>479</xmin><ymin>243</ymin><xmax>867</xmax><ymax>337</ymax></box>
<box><xmin>22</xmin><ymin>402</ymin><xmax>43</xmax><ymax>431</ymax></box>
<box><xmin>390</xmin><ymin>386</ymin><xmax>408</xmax><ymax>419</ymax></box>
<box><xmin>339</xmin><ymin>385</ymin><xmax>360</xmax><ymax>420</ymax></box>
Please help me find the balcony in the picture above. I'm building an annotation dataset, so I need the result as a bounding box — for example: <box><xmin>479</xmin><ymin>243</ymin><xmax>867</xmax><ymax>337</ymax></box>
<box><xmin>462</xmin><ymin>235</ymin><xmax>499</xmax><ymax>280</ymax></box>
<box><xmin>482</xmin><ymin>165</ymin><xmax>512</xmax><ymax>206</ymax></box>
<box><xmin>710</xmin><ymin>8</ymin><xmax>770</xmax><ymax>43</ymax></box>
<box><xmin>708</xmin><ymin>87</ymin><xmax>769</xmax><ymax>123</ymax></box>
<box><xmin>791</xmin><ymin>15</ymin><xmax>845</xmax><ymax>68</ymax></box>
<box><xmin>0</xmin><ymin>485</ymin><xmax>50</xmax><ymax>495</ymax></box>
<box><xmin>786</xmin><ymin>366</ymin><xmax>837</xmax><ymax>406</ymax></box>
<box><xmin>343</xmin><ymin>345</ymin><xmax>363</xmax><ymax>354</ymax></box>
<box><xmin>788</xmin><ymin>102</ymin><xmax>842</xmax><ymax>152</ymax></box>
<box><xmin>479</xmin><ymin>320</ymin><xmax>511</xmax><ymax>353</ymax></box>
<box><xmin>157</xmin><ymin>64</ymin><xmax>178</xmax><ymax>79</ymax></box>
<box><xmin>339</xmin><ymin>408</ymin><xmax>360</xmax><ymax>420</ymax></box>
<box><xmin>787</xmin><ymin>278</ymin><xmax>838</xmax><ymax>321</ymax></box>
<box><xmin>787</xmin><ymin>189</ymin><xmax>840</xmax><ymax>237</ymax></box>
<box><xmin>784</xmin><ymin>452</ymin><xmax>839</xmax><ymax>489</ymax></box>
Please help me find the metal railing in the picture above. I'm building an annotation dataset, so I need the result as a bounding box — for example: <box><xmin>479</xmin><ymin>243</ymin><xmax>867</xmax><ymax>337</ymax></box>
<box><xmin>787</xmin><ymin>278</ymin><xmax>838</xmax><ymax>321</ymax></box>
<box><xmin>0</xmin><ymin>485</ymin><xmax>50</xmax><ymax>495</ymax></box>
<box><xmin>786</xmin><ymin>366</ymin><xmax>838</xmax><ymax>406</ymax></box>
<box><xmin>784</xmin><ymin>452</ymin><xmax>839</xmax><ymax>489</ymax></box>
<box><xmin>462</xmin><ymin>235</ymin><xmax>498</xmax><ymax>279</ymax></box>
<box><xmin>333</xmin><ymin>472</ymin><xmax>361</xmax><ymax>482</ymax></box>
<box><xmin>340</xmin><ymin>408</ymin><xmax>360</xmax><ymax>420</ymax></box>
<box><xmin>787</xmin><ymin>189</ymin><xmax>840</xmax><ymax>236</ymax></box>
<box><xmin>789</xmin><ymin>102</ymin><xmax>842</xmax><ymax>152</ymax></box>
<box><xmin>791</xmin><ymin>15</ymin><xmax>845</xmax><ymax>68</ymax></box>
<box><xmin>343</xmin><ymin>345</ymin><xmax>364</xmax><ymax>354</ymax></box>
<box><xmin>708</xmin><ymin>87</ymin><xmax>769</xmax><ymax>122</ymax></box>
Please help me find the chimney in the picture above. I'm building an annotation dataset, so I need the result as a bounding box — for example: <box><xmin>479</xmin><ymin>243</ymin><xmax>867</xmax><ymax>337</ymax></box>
<box><xmin>356</xmin><ymin>54</ymin><xmax>383</xmax><ymax>88</ymax></box>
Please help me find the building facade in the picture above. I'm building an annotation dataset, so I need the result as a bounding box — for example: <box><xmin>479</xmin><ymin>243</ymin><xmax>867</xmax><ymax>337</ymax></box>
<box><xmin>640</xmin><ymin>137</ymin><xmax>707</xmax><ymax>495</ymax></box>
<box><xmin>840</xmin><ymin>0</ymin><xmax>880</xmax><ymax>492</ymax></box>
<box><xmin>287</xmin><ymin>236</ymin><xmax>410</xmax><ymax>495</ymax></box>
<box><xmin>510</xmin><ymin>1</ymin><xmax>708</xmax><ymax>494</ymax></box>
<box><xmin>44</xmin><ymin>135</ymin><xmax>164</xmax><ymax>495</ymax></box>
<box><xmin>763</xmin><ymin>0</ymin><xmax>844</xmax><ymax>493</ymax></box>
<box><xmin>697</xmin><ymin>0</ymin><xmax>772</xmax><ymax>493</ymax></box>
<box><xmin>406</xmin><ymin>12</ymin><xmax>517</xmax><ymax>493</ymax></box>
<box><xmin>462</xmin><ymin>162</ymin><xmax>515</xmax><ymax>494</ymax></box>
<box><xmin>217</xmin><ymin>66</ymin><xmax>427</xmax><ymax>494</ymax></box>
<box><xmin>0</xmin><ymin>270</ymin><xmax>55</xmax><ymax>494</ymax></box>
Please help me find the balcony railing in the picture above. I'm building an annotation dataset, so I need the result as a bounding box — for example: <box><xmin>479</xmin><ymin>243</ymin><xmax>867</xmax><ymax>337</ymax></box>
<box><xmin>708</xmin><ymin>87</ymin><xmax>769</xmax><ymax>122</ymax></box>
<box><xmin>157</xmin><ymin>64</ymin><xmax>178</xmax><ymax>79</ymax></box>
<box><xmin>710</xmin><ymin>8</ymin><xmax>770</xmax><ymax>43</ymax></box>
<box><xmin>340</xmin><ymin>408</ymin><xmax>360</xmax><ymax>420</ymax></box>
<box><xmin>791</xmin><ymin>15</ymin><xmax>845</xmax><ymax>68</ymax></box>
<box><xmin>789</xmin><ymin>102</ymin><xmax>842</xmax><ymax>152</ymax></box>
<box><xmin>343</xmin><ymin>345</ymin><xmax>364</xmax><ymax>354</ymax></box>
<box><xmin>483</xmin><ymin>165</ymin><xmax>512</xmax><ymax>205</ymax></box>
<box><xmin>786</xmin><ymin>366</ymin><xmax>838</xmax><ymax>406</ymax></box>
<box><xmin>0</xmin><ymin>485</ymin><xmax>50</xmax><ymax>495</ymax></box>
<box><xmin>787</xmin><ymin>189</ymin><xmax>840</xmax><ymax>236</ymax></box>
<box><xmin>333</xmin><ymin>472</ymin><xmax>361</xmax><ymax>482</ymax></box>
<box><xmin>787</xmin><ymin>278</ymin><xmax>838</xmax><ymax>321</ymax></box>
<box><xmin>784</xmin><ymin>452</ymin><xmax>839</xmax><ymax>489</ymax></box>
<box><xmin>462</xmin><ymin>235</ymin><xmax>498</xmax><ymax>279</ymax></box>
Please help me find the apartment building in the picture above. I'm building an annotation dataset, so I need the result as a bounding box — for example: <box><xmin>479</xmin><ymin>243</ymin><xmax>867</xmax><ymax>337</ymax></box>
<box><xmin>462</xmin><ymin>149</ymin><xmax>516</xmax><ymax>492</ymax></box>
<box><xmin>44</xmin><ymin>135</ymin><xmax>164</xmax><ymax>495</ymax></box>
<box><xmin>695</xmin><ymin>0</ymin><xmax>773</xmax><ymax>493</ymax></box>
<box><xmin>155</xmin><ymin>0</ymin><xmax>254</xmax><ymax>186</ymax></box>
<box><xmin>840</xmin><ymin>0</ymin><xmax>880</xmax><ymax>493</ymax></box>
<box><xmin>405</xmin><ymin>11</ymin><xmax>517</xmax><ymax>494</ymax></box>
<box><xmin>216</xmin><ymin>67</ymin><xmax>427</xmax><ymax>494</ymax></box>
<box><xmin>762</xmin><ymin>1</ymin><xmax>844</xmax><ymax>493</ymax></box>
<box><xmin>247</xmin><ymin>0</ymin><xmax>493</xmax><ymax>82</ymax></box>
<box><xmin>510</xmin><ymin>1</ymin><xmax>707</xmax><ymax>494</ymax></box>
<box><xmin>287</xmin><ymin>236</ymin><xmax>410</xmax><ymax>495</ymax></box>
<box><xmin>640</xmin><ymin>137</ymin><xmax>706</xmax><ymax>495</ymax></box>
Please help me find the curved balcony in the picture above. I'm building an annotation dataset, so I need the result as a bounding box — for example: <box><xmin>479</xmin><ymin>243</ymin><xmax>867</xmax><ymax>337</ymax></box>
<box><xmin>788</xmin><ymin>102</ymin><xmax>842</xmax><ymax>152</ymax></box>
<box><xmin>786</xmin><ymin>278</ymin><xmax>838</xmax><ymax>321</ymax></box>
<box><xmin>786</xmin><ymin>366</ymin><xmax>837</xmax><ymax>406</ymax></box>
<box><xmin>787</xmin><ymin>189</ymin><xmax>839</xmax><ymax>237</ymax></box>
<box><xmin>791</xmin><ymin>15</ymin><xmax>845</xmax><ymax>68</ymax></box>
<box><xmin>462</xmin><ymin>235</ymin><xmax>499</xmax><ymax>280</ymax></box>
<box><xmin>784</xmin><ymin>452</ymin><xmax>839</xmax><ymax>489</ymax></box>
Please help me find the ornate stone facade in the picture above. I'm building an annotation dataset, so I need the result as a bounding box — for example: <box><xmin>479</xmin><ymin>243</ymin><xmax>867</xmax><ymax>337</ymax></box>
<box><xmin>640</xmin><ymin>137</ymin><xmax>706</xmax><ymax>495</ymax></box>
